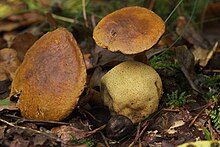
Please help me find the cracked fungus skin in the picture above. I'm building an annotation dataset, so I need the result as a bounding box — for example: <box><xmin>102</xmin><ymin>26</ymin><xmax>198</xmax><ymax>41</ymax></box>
<box><xmin>93</xmin><ymin>6</ymin><xmax>165</xmax><ymax>54</ymax></box>
<box><xmin>101</xmin><ymin>61</ymin><xmax>163</xmax><ymax>123</ymax></box>
<box><xmin>10</xmin><ymin>28</ymin><xmax>86</xmax><ymax>121</ymax></box>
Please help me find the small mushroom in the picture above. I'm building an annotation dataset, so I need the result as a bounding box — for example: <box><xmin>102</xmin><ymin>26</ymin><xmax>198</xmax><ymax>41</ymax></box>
<box><xmin>93</xmin><ymin>6</ymin><xmax>165</xmax><ymax>54</ymax></box>
<box><xmin>10</xmin><ymin>28</ymin><xmax>87</xmax><ymax>121</ymax></box>
<box><xmin>101</xmin><ymin>61</ymin><xmax>163</xmax><ymax>123</ymax></box>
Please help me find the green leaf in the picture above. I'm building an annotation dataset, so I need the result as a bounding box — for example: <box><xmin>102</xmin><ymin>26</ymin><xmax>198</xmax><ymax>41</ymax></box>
<box><xmin>0</xmin><ymin>99</ymin><xmax>12</xmax><ymax>105</ymax></box>
<box><xmin>202</xmin><ymin>127</ymin><xmax>211</xmax><ymax>140</ymax></box>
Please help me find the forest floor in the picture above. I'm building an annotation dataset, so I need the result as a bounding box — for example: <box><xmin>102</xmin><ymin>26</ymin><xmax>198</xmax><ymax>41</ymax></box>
<box><xmin>0</xmin><ymin>0</ymin><xmax>220</xmax><ymax>147</ymax></box>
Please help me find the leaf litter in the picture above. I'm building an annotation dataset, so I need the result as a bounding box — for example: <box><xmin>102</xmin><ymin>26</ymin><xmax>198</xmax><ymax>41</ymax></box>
<box><xmin>0</xmin><ymin>0</ymin><xmax>220</xmax><ymax>146</ymax></box>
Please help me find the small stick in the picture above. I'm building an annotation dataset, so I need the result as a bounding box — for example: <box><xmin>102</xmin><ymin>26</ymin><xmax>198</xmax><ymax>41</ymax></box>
<box><xmin>189</xmin><ymin>101</ymin><xmax>214</xmax><ymax>127</ymax></box>
<box><xmin>100</xmin><ymin>131</ymin><xmax>110</xmax><ymax>147</ymax></box>
<box><xmin>0</xmin><ymin>118</ymin><xmax>65</xmax><ymax>144</ymax></box>
<box><xmin>88</xmin><ymin>124</ymin><xmax>106</xmax><ymax>134</ymax></box>
<box><xmin>3</xmin><ymin>114</ymin><xmax>69</xmax><ymax>126</ymax></box>
<box><xmin>51</xmin><ymin>13</ymin><xmax>82</xmax><ymax>25</ymax></box>
<box><xmin>148</xmin><ymin>0</ymin><xmax>156</xmax><ymax>10</ymax></box>
<box><xmin>128</xmin><ymin>122</ymin><xmax>141</xmax><ymax>147</ymax></box>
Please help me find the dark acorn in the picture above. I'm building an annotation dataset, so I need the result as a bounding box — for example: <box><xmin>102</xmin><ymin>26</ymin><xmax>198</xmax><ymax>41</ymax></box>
<box><xmin>105</xmin><ymin>115</ymin><xmax>135</xmax><ymax>140</ymax></box>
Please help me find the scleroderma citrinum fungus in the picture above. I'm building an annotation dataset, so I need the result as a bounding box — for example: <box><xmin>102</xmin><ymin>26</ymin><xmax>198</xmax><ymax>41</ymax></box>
<box><xmin>101</xmin><ymin>61</ymin><xmax>163</xmax><ymax>123</ymax></box>
<box><xmin>93</xmin><ymin>6</ymin><xmax>165</xmax><ymax>54</ymax></box>
<box><xmin>10</xmin><ymin>28</ymin><xmax>87</xmax><ymax>121</ymax></box>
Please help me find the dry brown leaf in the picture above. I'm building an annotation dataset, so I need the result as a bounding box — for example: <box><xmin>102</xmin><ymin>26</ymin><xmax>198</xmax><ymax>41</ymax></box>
<box><xmin>203</xmin><ymin>2</ymin><xmax>220</xmax><ymax>43</ymax></box>
<box><xmin>0</xmin><ymin>1</ymin><xmax>25</xmax><ymax>19</ymax></box>
<box><xmin>0</xmin><ymin>11</ymin><xmax>44</xmax><ymax>32</ymax></box>
<box><xmin>11</xmin><ymin>32</ymin><xmax>37</xmax><ymax>61</ymax></box>
<box><xmin>176</xmin><ymin>46</ymin><xmax>199</xmax><ymax>91</ymax></box>
<box><xmin>0</xmin><ymin>97</ymin><xmax>18</xmax><ymax>111</ymax></box>
<box><xmin>51</xmin><ymin>125</ymin><xmax>90</xmax><ymax>144</ymax></box>
<box><xmin>192</xmin><ymin>42</ymin><xmax>218</xmax><ymax>67</ymax></box>
<box><xmin>92</xmin><ymin>45</ymin><xmax>132</xmax><ymax>67</ymax></box>
<box><xmin>166</xmin><ymin>120</ymin><xmax>185</xmax><ymax>134</ymax></box>
<box><xmin>176</xmin><ymin>16</ymin><xmax>210</xmax><ymax>50</ymax></box>
<box><xmin>0</xmin><ymin>48</ymin><xmax>21</xmax><ymax>80</ymax></box>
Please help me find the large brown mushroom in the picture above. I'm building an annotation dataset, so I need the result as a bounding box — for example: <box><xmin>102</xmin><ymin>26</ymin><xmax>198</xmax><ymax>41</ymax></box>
<box><xmin>10</xmin><ymin>28</ymin><xmax>87</xmax><ymax>121</ymax></box>
<box><xmin>93</xmin><ymin>6</ymin><xmax>165</xmax><ymax>54</ymax></box>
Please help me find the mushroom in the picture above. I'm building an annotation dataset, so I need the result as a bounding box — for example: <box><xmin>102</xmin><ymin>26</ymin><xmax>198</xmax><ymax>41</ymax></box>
<box><xmin>93</xmin><ymin>6</ymin><xmax>165</xmax><ymax>54</ymax></box>
<box><xmin>93</xmin><ymin>6</ymin><xmax>165</xmax><ymax>123</ymax></box>
<box><xmin>10</xmin><ymin>28</ymin><xmax>87</xmax><ymax>121</ymax></box>
<box><xmin>101</xmin><ymin>61</ymin><xmax>163</xmax><ymax>123</ymax></box>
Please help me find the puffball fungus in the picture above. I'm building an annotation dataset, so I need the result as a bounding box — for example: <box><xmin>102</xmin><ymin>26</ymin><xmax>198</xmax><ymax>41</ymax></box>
<box><xmin>101</xmin><ymin>61</ymin><xmax>163</xmax><ymax>123</ymax></box>
<box><xmin>10</xmin><ymin>28</ymin><xmax>87</xmax><ymax>121</ymax></box>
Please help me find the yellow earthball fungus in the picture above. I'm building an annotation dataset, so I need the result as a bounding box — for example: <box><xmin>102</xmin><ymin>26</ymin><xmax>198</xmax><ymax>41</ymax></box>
<box><xmin>101</xmin><ymin>61</ymin><xmax>163</xmax><ymax>123</ymax></box>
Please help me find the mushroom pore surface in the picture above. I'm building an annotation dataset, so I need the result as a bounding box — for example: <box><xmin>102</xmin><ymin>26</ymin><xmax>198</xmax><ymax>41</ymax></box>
<box><xmin>10</xmin><ymin>28</ymin><xmax>86</xmax><ymax>121</ymax></box>
<box><xmin>101</xmin><ymin>61</ymin><xmax>163</xmax><ymax>123</ymax></box>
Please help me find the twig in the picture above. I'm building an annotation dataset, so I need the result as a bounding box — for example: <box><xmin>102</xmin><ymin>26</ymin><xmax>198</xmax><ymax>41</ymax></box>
<box><xmin>91</xmin><ymin>15</ymin><xmax>96</xmax><ymax>29</ymax></box>
<box><xmin>162</xmin><ymin>108</ymin><xmax>180</xmax><ymax>112</ymax></box>
<box><xmin>128</xmin><ymin>120</ymin><xmax>149</xmax><ymax>147</ymax></box>
<box><xmin>88</xmin><ymin>124</ymin><xmax>106</xmax><ymax>134</ymax></box>
<box><xmin>46</xmin><ymin>13</ymin><xmax>58</xmax><ymax>29</ymax></box>
<box><xmin>148</xmin><ymin>0</ymin><xmax>156</xmax><ymax>10</ymax></box>
<box><xmin>3</xmin><ymin>114</ymin><xmax>69</xmax><ymax>126</ymax></box>
<box><xmin>128</xmin><ymin>122</ymin><xmax>141</xmax><ymax>147</ymax></box>
<box><xmin>100</xmin><ymin>131</ymin><xmax>110</xmax><ymax>147</ymax></box>
<box><xmin>189</xmin><ymin>101</ymin><xmax>214</xmax><ymax>127</ymax></box>
<box><xmin>51</xmin><ymin>13</ymin><xmax>82</xmax><ymax>25</ymax></box>
<box><xmin>0</xmin><ymin>118</ymin><xmax>65</xmax><ymax>144</ymax></box>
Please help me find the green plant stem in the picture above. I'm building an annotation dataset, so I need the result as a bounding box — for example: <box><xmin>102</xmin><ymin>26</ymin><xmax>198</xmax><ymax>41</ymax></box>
<box><xmin>164</xmin><ymin>0</ymin><xmax>183</xmax><ymax>23</ymax></box>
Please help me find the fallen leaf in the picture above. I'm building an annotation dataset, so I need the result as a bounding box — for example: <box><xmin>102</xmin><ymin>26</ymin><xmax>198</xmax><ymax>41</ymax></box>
<box><xmin>176</xmin><ymin>16</ymin><xmax>211</xmax><ymax>50</ymax></box>
<box><xmin>176</xmin><ymin>46</ymin><xmax>199</xmax><ymax>91</ymax></box>
<box><xmin>0</xmin><ymin>1</ymin><xmax>25</xmax><ymax>19</ymax></box>
<box><xmin>203</xmin><ymin>2</ymin><xmax>220</xmax><ymax>43</ymax></box>
<box><xmin>10</xmin><ymin>136</ymin><xmax>30</xmax><ymax>147</ymax></box>
<box><xmin>51</xmin><ymin>125</ymin><xmax>90</xmax><ymax>144</ymax></box>
<box><xmin>192</xmin><ymin>42</ymin><xmax>218</xmax><ymax>67</ymax></box>
<box><xmin>11</xmin><ymin>32</ymin><xmax>37</xmax><ymax>61</ymax></box>
<box><xmin>0</xmin><ymin>11</ymin><xmax>44</xmax><ymax>32</ymax></box>
<box><xmin>33</xmin><ymin>134</ymin><xmax>48</xmax><ymax>146</ymax></box>
<box><xmin>0</xmin><ymin>97</ymin><xmax>18</xmax><ymax>111</ymax></box>
<box><xmin>166</xmin><ymin>120</ymin><xmax>185</xmax><ymax>134</ymax></box>
<box><xmin>0</xmin><ymin>126</ymin><xmax>6</xmax><ymax>140</ymax></box>
<box><xmin>0</xmin><ymin>48</ymin><xmax>21</xmax><ymax>80</ymax></box>
<box><xmin>0</xmin><ymin>37</ymin><xmax>7</xmax><ymax>49</ymax></box>
<box><xmin>92</xmin><ymin>45</ymin><xmax>132</xmax><ymax>67</ymax></box>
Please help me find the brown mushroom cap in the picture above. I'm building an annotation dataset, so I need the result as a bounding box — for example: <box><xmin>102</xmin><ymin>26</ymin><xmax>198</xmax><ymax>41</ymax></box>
<box><xmin>10</xmin><ymin>28</ymin><xmax>87</xmax><ymax>121</ymax></box>
<box><xmin>93</xmin><ymin>6</ymin><xmax>165</xmax><ymax>54</ymax></box>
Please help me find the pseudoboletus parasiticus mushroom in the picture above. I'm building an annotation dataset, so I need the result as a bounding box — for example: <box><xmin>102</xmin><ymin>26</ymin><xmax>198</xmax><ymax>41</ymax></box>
<box><xmin>93</xmin><ymin>6</ymin><xmax>165</xmax><ymax>123</ymax></box>
<box><xmin>93</xmin><ymin>6</ymin><xmax>165</xmax><ymax>54</ymax></box>
<box><xmin>10</xmin><ymin>28</ymin><xmax>87</xmax><ymax>121</ymax></box>
<box><xmin>101</xmin><ymin>61</ymin><xmax>163</xmax><ymax>123</ymax></box>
